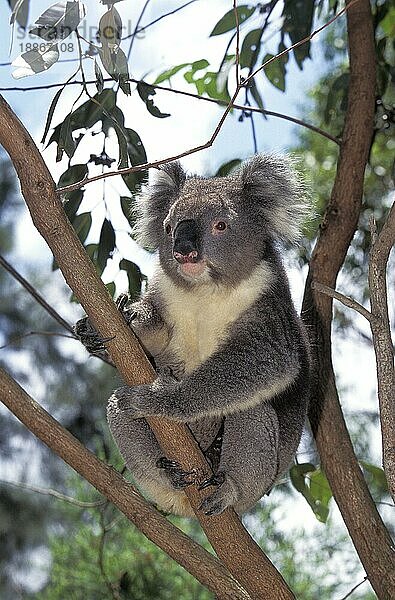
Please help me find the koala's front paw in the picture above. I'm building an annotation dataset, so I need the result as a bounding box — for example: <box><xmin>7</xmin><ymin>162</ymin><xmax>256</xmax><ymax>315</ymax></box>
<box><xmin>74</xmin><ymin>317</ymin><xmax>112</xmax><ymax>358</ymax></box>
<box><xmin>198</xmin><ymin>472</ymin><xmax>239</xmax><ymax>516</ymax></box>
<box><xmin>110</xmin><ymin>385</ymin><xmax>154</xmax><ymax>419</ymax></box>
<box><xmin>111</xmin><ymin>373</ymin><xmax>182</xmax><ymax>420</ymax></box>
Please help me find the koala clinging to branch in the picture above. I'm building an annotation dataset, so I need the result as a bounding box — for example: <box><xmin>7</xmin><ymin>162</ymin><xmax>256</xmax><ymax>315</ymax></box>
<box><xmin>77</xmin><ymin>154</ymin><xmax>311</xmax><ymax>517</ymax></box>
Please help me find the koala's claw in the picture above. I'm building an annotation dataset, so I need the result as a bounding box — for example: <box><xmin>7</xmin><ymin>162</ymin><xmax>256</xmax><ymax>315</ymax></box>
<box><xmin>199</xmin><ymin>473</ymin><xmax>238</xmax><ymax>516</ymax></box>
<box><xmin>156</xmin><ymin>457</ymin><xmax>197</xmax><ymax>489</ymax></box>
<box><xmin>198</xmin><ymin>471</ymin><xmax>225</xmax><ymax>491</ymax></box>
<box><xmin>74</xmin><ymin>317</ymin><xmax>113</xmax><ymax>356</ymax></box>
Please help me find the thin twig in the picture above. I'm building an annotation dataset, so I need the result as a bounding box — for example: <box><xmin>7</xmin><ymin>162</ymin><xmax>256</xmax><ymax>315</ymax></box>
<box><xmin>0</xmin><ymin>331</ymin><xmax>75</xmax><ymax>350</ymax></box>
<box><xmin>127</xmin><ymin>0</ymin><xmax>151</xmax><ymax>61</ymax></box>
<box><xmin>0</xmin><ymin>77</ymin><xmax>340</xmax><ymax>144</ymax></box>
<box><xmin>312</xmin><ymin>281</ymin><xmax>373</xmax><ymax>323</ymax></box>
<box><xmin>98</xmin><ymin>506</ymin><xmax>120</xmax><ymax>600</ymax></box>
<box><xmin>234</xmin><ymin>0</ymin><xmax>240</xmax><ymax>86</ymax></box>
<box><xmin>0</xmin><ymin>478</ymin><xmax>106</xmax><ymax>507</ymax></box>
<box><xmin>0</xmin><ymin>253</ymin><xmax>114</xmax><ymax>367</ymax></box>
<box><xmin>0</xmin><ymin>254</ymin><xmax>75</xmax><ymax>334</ymax></box>
<box><xmin>336</xmin><ymin>576</ymin><xmax>368</xmax><ymax>600</ymax></box>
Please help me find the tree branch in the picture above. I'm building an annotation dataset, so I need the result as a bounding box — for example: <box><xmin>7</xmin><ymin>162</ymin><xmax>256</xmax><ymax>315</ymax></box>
<box><xmin>0</xmin><ymin>93</ymin><xmax>294</xmax><ymax>598</ymax></box>
<box><xmin>311</xmin><ymin>282</ymin><xmax>373</xmax><ymax>323</ymax></box>
<box><xmin>368</xmin><ymin>203</ymin><xmax>395</xmax><ymax>502</ymax></box>
<box><xmin>0</xmin><ymin>478</ymin><xmax>106</xmax><ymax>508</ymax></box>
<box><xmin>0</xmin><ymin>367</ymin><xmax>248</xmax><ymax>600</ymax></box>
<box><xmin>0</xmin><ymin>76</ymin><xmax>340</xmax><ymax>145</ymax></box>
<box><xmin>301</xmin><ymin>0</ymin><xmax>395</xmax><ymax>597</ymax></box>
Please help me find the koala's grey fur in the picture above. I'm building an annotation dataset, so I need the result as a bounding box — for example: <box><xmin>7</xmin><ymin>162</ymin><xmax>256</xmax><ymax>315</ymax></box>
<box><xmin>106</xmin><ymin>154</ymin><xmax>311</xmax><ymax>517</ymax></box>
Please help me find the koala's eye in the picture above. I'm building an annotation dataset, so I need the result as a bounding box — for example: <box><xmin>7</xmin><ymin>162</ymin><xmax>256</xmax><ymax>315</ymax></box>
<box><xmin>213</xmin><ymin>221</ymin><xmax>227</xmax><ymax>232</ymax></box>
<box><xmin>165</xmin><ymin>223</ymin><xmax>172</xmax><ymax>235</ymax></box>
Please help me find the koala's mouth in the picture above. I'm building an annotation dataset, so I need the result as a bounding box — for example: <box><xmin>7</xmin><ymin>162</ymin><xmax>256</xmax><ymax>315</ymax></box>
<box><xmin>178</xmin><ymin>259</ymin><xmax>207</xmax><ymax>278</ymax></box>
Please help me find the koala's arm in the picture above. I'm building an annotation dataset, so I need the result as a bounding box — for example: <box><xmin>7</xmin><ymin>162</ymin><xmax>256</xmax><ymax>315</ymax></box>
<box><xmin>75</xmin><ymin>294</ymin><xmax>171</xmax><ymax>362</ymax></box>
<box><xmin>115</xmin><ymin>291</ymin><xmax>309</xmax><ymax>421</ymax></box>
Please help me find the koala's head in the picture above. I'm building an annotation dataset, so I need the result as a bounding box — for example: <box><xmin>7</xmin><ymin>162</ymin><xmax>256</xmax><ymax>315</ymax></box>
<box><xmin>136</xmin><ymin>154</ymin><xmax>308</xmax><ymax>287</ymax></box>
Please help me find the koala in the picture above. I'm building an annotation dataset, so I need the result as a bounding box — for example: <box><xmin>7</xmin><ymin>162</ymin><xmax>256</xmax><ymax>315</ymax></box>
<box><xmin>76</xmin><ymin>154</ymin><xmax>311</xmax><ymax>517</ymax></box>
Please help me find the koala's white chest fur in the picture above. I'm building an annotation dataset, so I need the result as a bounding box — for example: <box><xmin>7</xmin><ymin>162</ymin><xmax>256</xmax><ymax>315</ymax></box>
<box><xmin>156</xmin><ymin>262</ymin><xmax>272</xmax><ymax>373</ymax></box>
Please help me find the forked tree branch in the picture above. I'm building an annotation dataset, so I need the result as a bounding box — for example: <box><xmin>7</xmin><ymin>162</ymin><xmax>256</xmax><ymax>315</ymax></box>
<box><xmin>301</xmin><ymin>0</ymin><xmax>395</xmax><ymax>597</ymax></box>
<box><xmin>0</xmin><ymin>95</ymin><xmax>294</xmax><ymax>599</ymax></box>
<box><xmin>0</xmin><ymin>368</ymin><xmax>249</xmax><ymax>600</ymax></box>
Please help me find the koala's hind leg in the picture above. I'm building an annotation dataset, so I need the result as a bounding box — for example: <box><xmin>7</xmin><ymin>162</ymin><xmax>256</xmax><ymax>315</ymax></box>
<box><xmin>200</xmin><ymin>403</ymin><xmax>280</xmax><ymax>516</ymax></box>
<box><xmin>107</xmin><ymin>397</ymin><xmax>193</xmax><ymax>517</ymax></box>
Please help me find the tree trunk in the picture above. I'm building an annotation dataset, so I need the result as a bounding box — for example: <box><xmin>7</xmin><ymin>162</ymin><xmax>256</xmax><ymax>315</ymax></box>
<box><xmin>302</xmin><ymin>1</ymin><xmax>395</xmax><ymax>598</ymax></box>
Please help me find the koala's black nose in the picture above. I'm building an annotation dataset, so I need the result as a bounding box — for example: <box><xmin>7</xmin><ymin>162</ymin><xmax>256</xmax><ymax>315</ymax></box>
<box><xmin>173</xmin><ymin>219</ymin><xmax>200</xmax><ymax>263</ymax></box>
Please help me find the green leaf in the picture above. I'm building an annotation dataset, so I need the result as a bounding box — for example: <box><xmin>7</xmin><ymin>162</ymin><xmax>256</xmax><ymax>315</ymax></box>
<box><xmin>210</xmin><ymin>5</ymin><xmax>256</xmax><ymax>36</ymax></box>
<box><xmin>120</xmin><ymin>196</ymin><xmax>136</xmax><ymax>225</ymax></box>
<box><xmin>97</xmin><ymin>218</ymin><xmax>116</xmax><ymax>273</ymax></box>
<box><xmin>249</xmin><ymin>78</ymin><xmax>265</xmax><ymax>112</ymax></box>
<box><xmin>58</xmin><ymin>164</ymin><xmax>88</xmax><ymax>188</ymax></box>
<box><xmin>154</xmin><ymin>63</ymin><xmax>189</xmax><ymax>84</ymax></box>
<box><xmin>84</xmin><ymin>243</ymin><xmax>98</xmax><ymax>262</ymax></box>
<box><xmin>122</xmin><ymin>129</ymin><xmax>148</xmax><ymax>193</ymax></box>
<box><xmin>105</xmin><ymin>281</ymin><xmax>116</xmax><ymax>298</ymax></box>
<box><xmin>282</xmin><ymin>0</ymin><xmax>315</xmax><ymax>68</ymax></box>
<box><xmin>48</xmin><ymin>89</ymin><xmax>117</xmax><ymax>160</ymax></box>
<box><xmin>72</xmin><ymin>212</ymin><xmax>91</xmax><ymax>244</ymax></box>
<box><xmin>360</xmin><ymin>461</ymin><xmax>388</xmax><ymax>493</ymax></box>
<box><xmin>63</xmin><ymin>190</ymin><xmax>83</xmax><ymax>220</ymax></box>
<box><xmin>290</xmin><ymin>464</ymin><xmax>331</xmax><ymax>523</ymax></box>
<box><xmin>215</xmin><ymin>159</ymin><xmax>241</xmax><ymax>177</ymax></box>
<box><xmin>137</xmin><ymin>82</ymin><xmax>170</xmax><ymax>118</ymax></box>
<box><xmin>183</xmin><ymin>59</ymin><xmax>209</xmax><ymax>84</ymax></box>
<box><xmin>41</xmin><ymin>86</ymin><xmax>64</xmax><ymax>144</ymax></box>
<box><xmin>94</xmin><ymin>59</ymin><xmax>104</xmax><ymax>94</ymax></box>
<box><xmin>240</xmin><ymin>28</ymin><xmax>262</xmax><ymax>69</ymax></box>
<box><xmin>324</xmin><ymin>73</ymin><xmax>349</xmax><ymax>124</ymax></box>
<box><xmin>262</xmin><ymin>52</ymin><xmax>286</xmax><ymax>92</ymax></box>
<box><xmin>119</xmin><ymin>259</ymin><xmax>142</xmax><ymax>299</ymax></box>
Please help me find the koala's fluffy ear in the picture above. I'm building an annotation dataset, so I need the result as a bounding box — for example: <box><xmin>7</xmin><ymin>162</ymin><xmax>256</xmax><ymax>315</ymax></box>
<box><xmin>239</xmin><ymin>154</ymin><xmax>309</xmax><ymax>243</ymax></box>
<box><xmin>135</xmin><ymin>161</ymin><xmax>186</xmax><ymax>249</ymax></box>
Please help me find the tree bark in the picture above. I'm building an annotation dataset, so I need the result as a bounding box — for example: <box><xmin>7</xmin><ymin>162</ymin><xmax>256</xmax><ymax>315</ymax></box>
<box><xmin>302</xmin><ymin>1</ymin><xmax>395</xmax><ymax>598</ymax></box>
<box><xmin>0</xmin><ymin>92</ymin><xmax>294</xmax><ymax>599</ymax></box>
<box><xmin>0</xmin><ymin>367</ymin><xmax>250</xmax><ymax>600</ymax></box>
<box><xmin>368</xmin><ymin>203</ymin><xmax>395</xmax><ymax>502</ymax></box>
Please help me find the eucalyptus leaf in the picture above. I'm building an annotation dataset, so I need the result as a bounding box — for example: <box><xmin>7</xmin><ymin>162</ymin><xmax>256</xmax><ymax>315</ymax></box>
<box><xmin>97</xmin><ymin>218</ymin><xmax>116</xmax><ymax>273</ymax></box>
<box><xmin>240</xmin><ymin>28</ymin><xmax>262</xmax><ymax>69</ymax></box>
<box><xmin>137</xmin><ymin>82</ymin><xmax>170</xmax><ymax>118</ymax></box>
<box><xmin>29</xmin><ymin>1</ymin><xmax>86</xmax><ymax>43</ymax></box>
<box><xmin>94</xmin><ymin>59</ymin><xmax>104</xmax><ymax>93</ymax></box>
<box><xmin>72</xmin><ymin>212</ymin><xmax>92</xmax><ymax>244</ymax></box>
<box><xmin>154</xmin><ymin>63</ymin><xmax>189</xmax><ymax>84</ymax></box>
<box><xmin>12</xmin><ymin>44</ymin><xmax>60</xmax><ymax>79</ymax></box>
<box><xmin>210</xmin><ymin>5</ymin><xmax>256</xmax><ymax>36</ymax></box>
<box><xmin>105</xmin><ymin>282</ymin><xmax>116</xmax><ymax>298</ymax></box>
<box><xmin>41</xmin><ymin>86</ymin><xmax>65</xmax><ymax>144</ymax></box>
<box><xmin>215</xmin><ymin>159</ymin><xmax>241</xmax><ymax>177</ymax></box>
<box><xmin>119</xmin><ymin>259</ymin><xmax>142</xmax><ymax>299</ymax></box>
<box><xmin>262</xmin><ymin>52</ymin><xmax>287</xmax><ymax>92</ymax></box>
<box><xmin>99</xmin><ymin>6</ymin><xmax>122</xmax><ymax>49</ymax></box>
<box><xmin>9</xmin><ymin>0</ymin><xmax>29</xmax><ymax>28</ymax></box>
<box><xmin>63</xmin><ymin>190</ymin><xmax>84</xmax><ymax>220</ymax></box>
